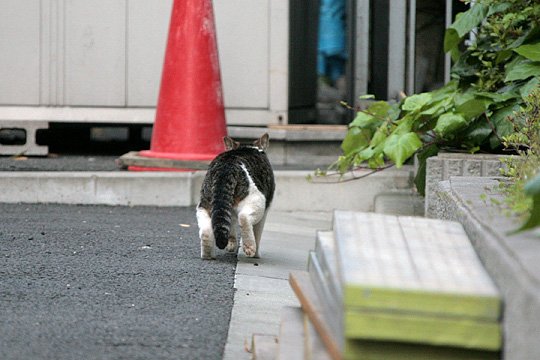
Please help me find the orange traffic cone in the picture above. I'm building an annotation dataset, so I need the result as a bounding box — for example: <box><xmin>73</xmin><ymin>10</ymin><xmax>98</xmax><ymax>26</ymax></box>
<box><xmin>129</xmin><ymin>0</ymin><xmax>227</xmax><ymax>171</ymax></box>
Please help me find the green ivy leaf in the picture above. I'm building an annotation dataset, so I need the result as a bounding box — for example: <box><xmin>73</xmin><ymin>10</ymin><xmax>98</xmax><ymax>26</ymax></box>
<box><xmin>370</xmin><ymin>127</ymin><xmax>388</xmax><ymax>148</ymax></box>
<box><xmin>475</xmin><ymin>91</ymin><xmax>519</xmax><ymax>103</ymax></box>
<box><xmin>444</xmin><ymin>28</ymin><xmax>460</xmax><ymax>59</ymax></box>
<box><xmin>444</xmin><ymin>4</ymin><xmax>488</xmax><ymax>55</ymax></box>
<box><xmin>486</xmin><ymin>3</ymin><xmax>511</xmax><ymax>17</ymax></box>
<box><xmin>505</xmin><ymin>61</ymin><xmax>540</xmax><ymax>82</ymax></box>
<box><xmin>414</xmin><ymin>144</ymin><xmax>440</xmax><ymax>196</ymax></box>
<box><xmin>433</xmin><ymin>113</ymin><xmax>468</xmax><ymax>137</ymax></box>
<box><xmin>514</xmin><ymin>42</ymin><xmax>540</xmax><ymax>62</ymax></box>
<box><xmin>402</xmin><ymin>93</ymin><xmax>432</xmax><ymax>112</ymax></box>
<box><xmin>516</xmin><ymin>173</ymin><xmax>540</xmax><ymax>232</ymax></box>
<box><xmin>357</xmin><ymin>147</ymin><xmax>375</xmax><ymax>162</ymax></box>
<box><xmin>455</xmin><ymin>98</ymin><xmax>490</xmax><ymax>119</ymax></box>
<box><xmin>341</xmin><ymin>127</ymin><xmax>371</xmax><ymax>154</ymax></box>
<box><xmin>368</xmin><ymin>152</ymin><xmax>385</xmax><ymax>169</ymax></box>
<box><xmin>452</xmin><ymin>4</ymin><xmax>488</xmax><ymax>37</ymax></box>
<box><xmin>349</xmin><ymin>112</ymin><xmax>379</xmax><ymax>129</ymax></box>
<box><xmin>520</xmin><ymin>77</ymin><xmax>540</xmax><ymax>98</ymax></box>
<box><xmin>460</xmin><ymin>118</ymin><xmax>493</xmax><ymax>146</ymax></box>
<box><xmin>367</xmin><ymin>101</ymin><xmax>392</xmax><ymax>118</ymax></box>
<box><xmin>496</xmin><ymin>50</ymin><xmax>514</xmax><ymax>64</ymax></box>
<box><xmin>383</xmin><ymin>132</ymin><xmax>422</xmax><ymax>168</ymax></box>
<box><xmin>420</xmin><ymin>97</ymin><xmax>453</xmax><ymax>116</ymax></box>
<box><xmin>491</xmin><ymin>104</ymin><xmax>519</xmax><ymax>139</ymax></box>
<box><xmin>525</xmin><ymin>172</ymin><xmax>540</xmax><ymax>195</ymax></box>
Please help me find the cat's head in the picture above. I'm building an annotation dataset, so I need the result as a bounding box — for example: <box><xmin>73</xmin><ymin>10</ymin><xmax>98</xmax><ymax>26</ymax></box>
<box><xmin>223</xmin><ymin>133</ymin><xmax>270</xmax><ymax>152</ymax></box>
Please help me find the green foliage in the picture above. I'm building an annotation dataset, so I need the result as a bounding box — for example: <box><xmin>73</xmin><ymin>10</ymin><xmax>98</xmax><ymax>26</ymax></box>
<box><xmin>499</xmin><ymin>87</ymin><xmax>540</xmax><ymax>232</ymax></box>
<box><xmin>520</xmin><ymin>174</ymin><xmax>540</xmax><ymax>231</ymax></box>
<box><xmin>331</xmin><ymin>0</ymin><xmax>540</xmax><ymax>197</ymax></box>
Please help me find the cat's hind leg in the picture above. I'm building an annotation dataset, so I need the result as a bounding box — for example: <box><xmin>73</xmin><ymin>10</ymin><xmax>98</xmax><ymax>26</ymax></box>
<box><xmin>238</xmin><ymin>205</ymin><xmax>265</xmax><ymax>258</ymax></box>
<box><xmin>225</xmin><ymin>213</ymin><xmax>238</xmax><ymax>253</ymax></box>
<box><xmin>236</xmin><ymin>172</ymin><xmax>266</xmax><ymax>258</ymax></box>
<box><xmin>238</xmin><ymin>212</ymin><xmax>257</xmax><ymax>257</ymax></box>
<box><xmin>252</xmin><ymin>210</ymin><xmax>268</xmax><ymax>258</ymax></box>
<box><xmin>196</xmin><ymin>206</ymin><xmax>215</xmax><ymax>260</ymax></box>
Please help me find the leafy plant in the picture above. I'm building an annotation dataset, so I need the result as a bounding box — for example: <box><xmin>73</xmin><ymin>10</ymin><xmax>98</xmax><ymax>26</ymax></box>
<box><xmin>499</xmin><ymin>87</ymin><xmax>540</xmax><ymax>232</ymax></box>
<box><xmin>521</xmin><ymin>174</ymin><xmax>540</xmax><ymax>231</ymax></box>
<box><xmin>329</xmin><ymin>0</ymin><xmax>540</xmax><ymax>196</ymax></box>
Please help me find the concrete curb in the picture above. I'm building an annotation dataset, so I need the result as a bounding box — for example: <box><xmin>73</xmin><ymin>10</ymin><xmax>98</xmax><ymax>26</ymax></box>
<box><xmin>0</xmin><ymin>167</ymin><xmax>414</xmax><ymax>212</ymax></box>
<box><xmin>0</xmin><ymin>171</ymin><xmax>202</xmax><ymax>207</ymax></box>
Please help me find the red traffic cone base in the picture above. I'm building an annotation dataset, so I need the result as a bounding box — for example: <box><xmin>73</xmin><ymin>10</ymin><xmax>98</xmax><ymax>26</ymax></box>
<box><xmin>129</xmin><ymin>0</ymin><xmax>227</xmax><ymax>171</ymax></box>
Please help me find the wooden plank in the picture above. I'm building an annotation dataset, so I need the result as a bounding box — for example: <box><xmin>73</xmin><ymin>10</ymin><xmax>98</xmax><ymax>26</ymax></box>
<box><xmin>289</xmin><ymin>271</ymin><xmax>342</xmax><ymax>360</ymax></box>
<box><xmin>116</xmin><ymin>151</ymin><xmax>211</xmax><ymax>170</ymax></box>
<box><xmin>332</xmin><ymin>211</ymin><xmax>501</xmax><ymax>320</ymax></box>
<box><xmin>344</xmin><ymin>311</ymin><xmax>501</xmax><ymax>351</ymax></box>
<box><xmin>251</xmin><ymin>334</ymin><xmax>278</xmax><ymax>360</ymax></box>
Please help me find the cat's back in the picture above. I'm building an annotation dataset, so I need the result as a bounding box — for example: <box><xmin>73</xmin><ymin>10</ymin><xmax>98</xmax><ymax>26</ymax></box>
<box><xmin>206</xmin><ymin>147</ymin><xmax>274</xmax><ymax>204</ymax></box>
<box><xmin>234</xmin><ymin>147</ymin><xmax>275</xmax><ymax>205</ymax></box>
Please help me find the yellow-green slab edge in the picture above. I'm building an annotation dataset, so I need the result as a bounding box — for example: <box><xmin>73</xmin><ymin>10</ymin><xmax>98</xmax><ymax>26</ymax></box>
<box><xmin>344</xmin><ymin>311</ymin><xmax>501</xmax><ymax>351</ymax></box>
<box><xmin>344</xmin><ymin>285</ymin><xmax>501</xmax><ymax>321</ymax></box>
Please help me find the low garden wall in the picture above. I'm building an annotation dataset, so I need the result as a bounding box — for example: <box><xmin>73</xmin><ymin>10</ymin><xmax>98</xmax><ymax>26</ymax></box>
<box><xmin>425</xmin><ymin>154</ymin><xmax>540</xmax><ymax>359</ymax></box>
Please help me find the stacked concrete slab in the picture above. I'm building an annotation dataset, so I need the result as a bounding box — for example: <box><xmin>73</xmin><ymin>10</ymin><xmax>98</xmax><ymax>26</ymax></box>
<box><xmin>289</xmin><ymin>211</ymin><xmax>502</xmax><ymax>360</ymax></box>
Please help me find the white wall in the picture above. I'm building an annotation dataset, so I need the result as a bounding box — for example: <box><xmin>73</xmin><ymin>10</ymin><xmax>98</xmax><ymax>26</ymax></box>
<box><xmin>0</xmin><ymin>0</ymin><xmax>290</xmax><ymax>125</ymax></box>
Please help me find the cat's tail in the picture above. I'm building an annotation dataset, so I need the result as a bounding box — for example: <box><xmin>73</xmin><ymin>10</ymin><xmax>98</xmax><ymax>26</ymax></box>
<box><xmin>211</xmin><ymin>168</ymin><xmax>236</xmax><ymax>249</ymax></box>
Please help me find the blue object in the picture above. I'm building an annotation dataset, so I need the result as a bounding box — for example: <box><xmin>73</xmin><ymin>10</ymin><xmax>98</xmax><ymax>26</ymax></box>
<box><xmin>318</xmin><ymin>0</ymin><xmax>347</xmax><ymax>82</ymax></box>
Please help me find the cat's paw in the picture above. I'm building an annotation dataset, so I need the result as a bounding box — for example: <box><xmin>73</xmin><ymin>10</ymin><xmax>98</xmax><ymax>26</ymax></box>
<box><xmin>201</xmin><ymin>253</ymin><xmax>216</xmax><ymax>260</ymax></box>
<box><xmin>201</xmin><ymin>246</ymin><xmax>216</xmax><ymax>260</ymax></box>
<box><xmin>243</xmin><ymin>242</ymin><xmax>257</xmax><ymax>257</ymax></box>
<box><xmin>225</xmin><ymin>241</ymin><xmax>237</xmax><ymax>253</ymax></box>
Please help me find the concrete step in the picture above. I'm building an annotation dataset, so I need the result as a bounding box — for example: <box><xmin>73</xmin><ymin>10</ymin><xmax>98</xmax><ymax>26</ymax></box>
<box><xmin>373</xmin><ymin>190</ymin><xmax>425</xmax><ymax>216</ymax></box>
<box><xmin>277</xmin><ymin>307</ymin><xmax>305</xmax><ymax>360</ymax></box>
<box><xmin>276</xmin><ymin>306</ymin><xmax>331</xmax><ymax>360</ymax></box>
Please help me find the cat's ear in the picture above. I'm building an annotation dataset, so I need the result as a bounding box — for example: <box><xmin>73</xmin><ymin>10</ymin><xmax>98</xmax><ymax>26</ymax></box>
<box><xmin>254</xmin><ymin>133</ymin><xmax>269</xmax><ymax>151</ymax></box>
<box><xmin>223</xmin><ymin>136</ymin><xmax>240</xmax><ymax>150</ymax></box>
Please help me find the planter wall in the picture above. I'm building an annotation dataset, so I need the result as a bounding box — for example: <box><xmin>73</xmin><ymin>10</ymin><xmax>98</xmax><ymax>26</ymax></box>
<box><xmin>427</xmin><ymin>176</ymin><xmax>540</xmax><ymax>359</ymax></box>
<box><xmin>425</xmin><ymin>153</ymin><xmax>508</xmax><ymax>214</ymax></box>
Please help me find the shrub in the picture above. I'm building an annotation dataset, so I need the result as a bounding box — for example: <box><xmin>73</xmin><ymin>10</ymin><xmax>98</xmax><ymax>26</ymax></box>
<box><xmin>331</xmin><ymin>0</ymin><xmax>540</xmax><ymax>196</ymax></box>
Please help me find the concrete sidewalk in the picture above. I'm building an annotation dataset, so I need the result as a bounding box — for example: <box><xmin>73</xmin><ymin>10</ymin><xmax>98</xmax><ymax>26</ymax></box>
<box><xmin>223</xmin><ymin>210</ymin><xmax>332</xmax><ymax>359</ymax></box>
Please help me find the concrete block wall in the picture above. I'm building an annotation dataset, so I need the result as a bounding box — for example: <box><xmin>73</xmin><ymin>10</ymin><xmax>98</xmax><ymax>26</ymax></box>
<box><xmin>425</xmin><ymin>153</ymin><xmax>508</xmax><ymax>215</ymax></box>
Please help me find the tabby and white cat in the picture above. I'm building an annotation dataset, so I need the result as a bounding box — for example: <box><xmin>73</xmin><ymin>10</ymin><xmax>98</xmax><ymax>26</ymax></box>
<box><xmin>196</xmin><ymin>133</ymin><xmax>275</xmax><ymax>259</ymax></box>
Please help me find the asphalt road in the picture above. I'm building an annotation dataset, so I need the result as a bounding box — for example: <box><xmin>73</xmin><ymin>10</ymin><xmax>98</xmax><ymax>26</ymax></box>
<box><xmin>0</xmin><ymin>204</ymin><xmax>237</xmax><ymax>360</ymax></box>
